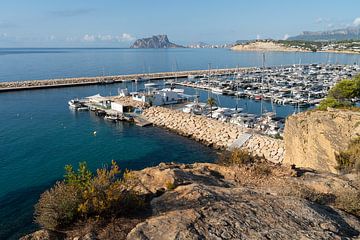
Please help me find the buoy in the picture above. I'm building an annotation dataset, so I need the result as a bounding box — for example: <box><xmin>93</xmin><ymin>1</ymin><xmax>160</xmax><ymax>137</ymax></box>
<box><xmin>93</xmin><ymin>131</ymin><xmax>97</xmax><ymax>136</ymax></box>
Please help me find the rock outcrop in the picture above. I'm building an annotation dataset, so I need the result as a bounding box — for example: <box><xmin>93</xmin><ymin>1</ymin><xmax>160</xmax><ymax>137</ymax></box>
<box><xmin>130</xmin><ymin>35</ymin><xmax>184</xmax><ymax>49</ymax></box>
<box><xmin>143</xmin><ymin>106</ymin><xmax>284</xmax><ymax>163</ymax></box>
<box><xmin>22</xmin><ymin>162</ymin><xmax>360</xmax><ymax>239</ymax></box>
<box><xmin>284</xmin><ymin>109</ymin><xmax>360</xmax><ymax>173</ymax></box>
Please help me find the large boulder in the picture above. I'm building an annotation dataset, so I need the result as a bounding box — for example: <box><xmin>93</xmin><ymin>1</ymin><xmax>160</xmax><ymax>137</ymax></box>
<box><xmin>284</xmin><ymin>109</ymin><xmax>360</xmax><ymax>173</ymax></box>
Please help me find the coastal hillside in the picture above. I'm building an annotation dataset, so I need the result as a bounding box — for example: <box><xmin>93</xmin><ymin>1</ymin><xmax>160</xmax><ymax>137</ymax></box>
<box><xmin>130</xmin><ymin>35</ymin><xmax>184</xmax><ymax>48</ymax></box>
<box><xmin>231</xmin><ymin>39</ymin><xmax>360</xmax><ymax>54</ymax></box>
<box><xmin>288</xmin><ymin>26</ymin><xmax>360</xmax><ymax>41</ymax></box>
<box><xmin>231</xmin><ymin>40</ymin><xmax>309</xmax><ymax>52</ymax></box>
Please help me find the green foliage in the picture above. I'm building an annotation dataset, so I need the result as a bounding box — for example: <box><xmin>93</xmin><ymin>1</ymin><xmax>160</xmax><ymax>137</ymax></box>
<box><xmin>318</xmin><ymin>75</ymin><xmax>360</xmax><ymax>111</ymax></box>
<box><xmin>64</xmin><ymin>162</ymin><xmax>92</xmax><ymax>190</ymax></box>
<box><xmin>34</xmin><ymin>182</ymin><xmax>82</xmax><ymax>230</ymax></box>
<box><xmin>35</xmin><ymin>161</ymin><xmax>145</xmax><ymax>230</ymax></box>
<box><xmin>327</xmin><ymin>79</ymin><xmax>358</xmax><ymax>100</ymax></box>
<box><xmin>207</xmin><ymin>97</ymin><xmax>217</xmax><ymax>117</ymax></box>
<box><xmin>335</xmin><ymin>137</ymin><xmax>360</xmax><ymax>173</ymax></box>
<box><xmin>317</xmin><ymin>97</ymin><xmax>351</xmax><ymax>110</ymax></box>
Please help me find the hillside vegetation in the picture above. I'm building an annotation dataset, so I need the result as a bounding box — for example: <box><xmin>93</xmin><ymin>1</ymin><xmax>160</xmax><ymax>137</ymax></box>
<box><xmin>318</xmin><ymin>74</ymin><xmax>360</xmax><ymax>110</ymax></box>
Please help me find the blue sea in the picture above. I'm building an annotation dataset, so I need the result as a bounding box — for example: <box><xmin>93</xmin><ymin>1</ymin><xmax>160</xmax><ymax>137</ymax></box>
<box><xmin>0</xmin><ymin>48</ymin><xmax>359</xmax><ymax>239</ymax></box>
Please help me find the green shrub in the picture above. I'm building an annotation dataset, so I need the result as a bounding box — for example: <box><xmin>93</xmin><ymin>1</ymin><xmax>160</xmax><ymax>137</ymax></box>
<box><xmin>335</xmin><ymin>137</ymin><xmax>360</xmax><ymax>172</ymax></box>
<box><xmin>317</xmin><ymin>97</ymin><xmax>351</xmax><ymax>110</ymax></box>
<box><xmin>318</xmin><ymin>75</ymin><xmax>360</xmax><ymax>111</ymax></box>
<box><xmin>328</xmin><ymin>79</ymin><xmax>358</xmax><ymax>100</ymax></box>
<box><xmin>35</xmin><ymin>161</ymin><xmax>145</xmax><ymax>230</ymax></box>
<box><xmin>218</xmin><ymin>148</ymin><xmax>255</xmax><ymax>166</ymax></box>
<box><xmin>34</xmin><ymin>182</ymin><xmax>82</xmax><ymax>230</ymax></box>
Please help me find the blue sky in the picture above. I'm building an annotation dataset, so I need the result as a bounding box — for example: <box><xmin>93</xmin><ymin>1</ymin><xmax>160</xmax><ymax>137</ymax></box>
<box><xmin>0</xmin><ymin>0</ymin><xmax>360</xmax><ymax>47</ymax></box>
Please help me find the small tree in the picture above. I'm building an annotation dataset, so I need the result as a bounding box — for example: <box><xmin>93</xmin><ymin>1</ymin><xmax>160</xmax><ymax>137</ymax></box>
<box><xmin>318</xmin><ymin>75</ymin><xmax>360</xmax><ymax>110</ymax></box>
<box><xmin>207</xmin><ymin>97</ymin><xmax>217</xmax><ymax>117</ymax></box>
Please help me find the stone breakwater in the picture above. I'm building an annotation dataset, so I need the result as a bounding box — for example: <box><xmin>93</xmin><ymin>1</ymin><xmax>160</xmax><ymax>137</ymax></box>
<box><xmin>0</xmin><ymin>67</ymin><xmax>252</xmax><ymax>92</ymax></box>
<box><xmin>143</xmin><ymin>107</ymin><xmax>284</xmax><ymax>163</ymax></box>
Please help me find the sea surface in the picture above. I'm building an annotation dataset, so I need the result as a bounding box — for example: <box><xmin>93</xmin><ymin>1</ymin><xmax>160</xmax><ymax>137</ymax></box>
<box><xmin>0</xmin><ymin>48</ymin><xmax>359</xmax><ymax>239</ymax></box>
<box><xmin>0</xmin><ymin>48</ymin><xmax>359</xmax><ymax>82</ymax></box>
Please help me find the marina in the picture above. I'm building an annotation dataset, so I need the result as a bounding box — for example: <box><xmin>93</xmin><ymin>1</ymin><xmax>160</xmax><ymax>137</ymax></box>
<box><xmin>1</xmin><ymin>48</ymin><xmax>360</xmax><ymax>239</ymax></box>
<box><xmin>67</xmin><ymin>63</ymin><xmax>360</xmax><ymax>138</ymax></box>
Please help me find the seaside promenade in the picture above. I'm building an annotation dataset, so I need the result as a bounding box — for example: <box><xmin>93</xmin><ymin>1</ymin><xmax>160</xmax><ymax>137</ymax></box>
<box><xmin>0</xmin><ymin>67</ymin><xmax>250</xmax><ymax>92</ymax></box>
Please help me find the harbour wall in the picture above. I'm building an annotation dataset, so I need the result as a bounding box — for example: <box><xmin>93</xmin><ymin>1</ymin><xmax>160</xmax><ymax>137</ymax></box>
<box><xmin>0</xmin><ymin>67</ymin><xmax>252</xmax><ymax>92</ymax></box>
<box><xmin>142</xmin><ymin>107</ymin><xmax>284</xmax><ymax>163</ymax></box>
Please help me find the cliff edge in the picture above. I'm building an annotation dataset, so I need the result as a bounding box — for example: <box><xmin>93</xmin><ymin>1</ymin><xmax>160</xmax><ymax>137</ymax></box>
<box><xmin>284</xmin><ymin>109</ymin><xmax>360</xmax><ymax>173</ymax></box>
<box><xmin>22</xmin><ymin>162</ymin><xmax>360</xmax><ymax>239</ymax></box>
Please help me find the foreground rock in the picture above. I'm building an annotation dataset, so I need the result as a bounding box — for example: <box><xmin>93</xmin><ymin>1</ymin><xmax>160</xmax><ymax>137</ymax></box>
<box><xmin>127</xmin><ymin>163</ymin><xmax>360</xmax><ymax>240</ymax></box>
<box><xmin>22</xmin><ymin>162</ymin><xmax>360</xmax><ymax>239</ymax></box>
<box><xmin>284</xmin><ymin>109</ymin><xmax>360</xmax><ymax>173</ymax></box>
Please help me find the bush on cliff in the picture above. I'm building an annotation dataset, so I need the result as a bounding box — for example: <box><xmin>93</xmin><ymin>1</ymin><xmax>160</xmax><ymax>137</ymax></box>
<box><xmin>318</xmin><ymin>75</ymin><xmax>360</xmax><ymax>110</ymax></box>
<box><xmin>335</xmin><ymin>137</ymin><xmax>360</xmax><ymax>173</ymax></box>
<box><xmin>218</xmin><ymin>148</ymin><xmax>255</xmax><ymax>166</ymax></box>
<box><xmin>35</xmin><ymin>161</ymin><xmax>145</xmax><ymax>231</ymax></box>
<box><xmin>217</xmin><ymin>148</ymin><xmax>272</xmax><ymax>176</ymax></box>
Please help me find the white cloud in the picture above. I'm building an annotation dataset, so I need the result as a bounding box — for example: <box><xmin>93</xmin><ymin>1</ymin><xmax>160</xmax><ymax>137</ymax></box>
<box><xmin>83</xmin><ymin>34</ymin><xmax>96</xmax><ymax>42</ymax></box>
<box><xmin>81</xmin><ymin>33</ymin><xmax>135</xmax><ymax>42</ymax></box>
<box><xmin>120</xmin><ymin>33</ymin><xmax>135</xmax><ymax>41</ymax></box>
<box><xmin>353</xmin><ymin>17</ymin><xmax>360</xmax><ymax>27</ymax></box>
<box><xmin>315</xmin><ymin>17</ymin><xmax>331</xmax><ymax>24</ymax></box>
<box><xmin>283</xmin><ymin>34</ymin><xmax>290</xmax><ymax>40</ymax></box>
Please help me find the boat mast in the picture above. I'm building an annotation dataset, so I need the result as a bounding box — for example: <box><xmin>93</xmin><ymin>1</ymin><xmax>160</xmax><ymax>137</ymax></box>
<box><xmin>208</xmin><ymin>63</ymin><xmax>211</xmax><ymax>99</ymax></box>
<box><xmin>260</xmin><ymin>53</ymin><xmax>265</xmax><ymax>116</ymax></box>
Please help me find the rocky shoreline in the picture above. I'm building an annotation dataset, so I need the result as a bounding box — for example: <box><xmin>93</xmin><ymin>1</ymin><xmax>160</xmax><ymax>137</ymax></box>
<box><xmin>143</xmin><ymin>106</ymin><xmax>284</xmax><ymax>163</ymax></box>
<box><xmin>21</xmin><ymin>162</ymin><xmax>360</xmax><ymax>239</ymax></box>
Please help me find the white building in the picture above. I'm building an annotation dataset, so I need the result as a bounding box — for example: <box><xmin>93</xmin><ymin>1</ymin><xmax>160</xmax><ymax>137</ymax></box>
<box><xmin>110</xmin><ymin>102</ymin><xmax>133</xmax><ymax>113</ymax></box>
<box><xmin>132</xmin><ymin>89</ymin><xmax>186</xmax><ymax>106</ymax></box>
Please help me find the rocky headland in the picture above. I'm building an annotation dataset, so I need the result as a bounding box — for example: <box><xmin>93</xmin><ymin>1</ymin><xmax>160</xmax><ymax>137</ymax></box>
<box><xmin>130</xmin><ymin>35</ymin><xmax>184</xmax><ymax>49</ymax></box>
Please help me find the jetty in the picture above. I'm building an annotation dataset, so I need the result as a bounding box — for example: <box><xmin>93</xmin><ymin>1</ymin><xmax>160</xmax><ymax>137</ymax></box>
<box><xmin>0</xmin><ymin>67</ymin><xmax>251</xmax><ymax>92</ymax></box>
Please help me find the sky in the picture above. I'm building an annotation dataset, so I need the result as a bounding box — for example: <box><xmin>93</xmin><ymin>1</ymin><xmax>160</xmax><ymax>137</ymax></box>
<box><xmin>0</xmin><ymin>0</ymin><xmax>360</xmax><ymax>47</ymax></box>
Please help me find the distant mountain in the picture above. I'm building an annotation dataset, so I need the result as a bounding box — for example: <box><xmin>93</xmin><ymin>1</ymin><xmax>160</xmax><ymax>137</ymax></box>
<box><xmin>130</xmin><ymin>35</ymin><xmax>184</xmax><ymax>48</ymax></box>
<box><xmin>288</xmin><ymin>27</ymin><xmax>360</xmax><ymax>41</ymax></box>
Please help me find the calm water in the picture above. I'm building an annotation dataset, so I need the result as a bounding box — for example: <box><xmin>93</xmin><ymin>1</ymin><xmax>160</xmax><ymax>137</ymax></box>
<box><xmin>0</xmin><ymin>48</ymin><xmax>359</xmax><ymax>82</ymax></box>
<box><xmin>0</xmin><ymin>48</ymin><xmax>359</xmax><ymax>239</ymax></box>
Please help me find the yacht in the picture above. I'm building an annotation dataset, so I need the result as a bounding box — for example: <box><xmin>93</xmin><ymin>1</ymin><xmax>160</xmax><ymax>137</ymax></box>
<box><xmin>68</xmin><ymin>99</ymin><xmax>88</xmax><ymax>111</ymax></box>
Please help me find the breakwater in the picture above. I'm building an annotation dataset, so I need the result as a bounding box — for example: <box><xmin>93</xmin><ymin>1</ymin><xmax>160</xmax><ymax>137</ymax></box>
<box><xmin>143</xmin><ymin>107</ymin><xmax>284</xmax><ymax>163</ymax></box>
<box><xmin>0</xmin><ymin>67</ymin><xmax>251</xmax><ymax>92</ymax></box>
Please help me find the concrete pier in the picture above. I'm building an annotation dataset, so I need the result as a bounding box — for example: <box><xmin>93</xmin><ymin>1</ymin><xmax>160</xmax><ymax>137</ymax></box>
<box><xmin>0</xmin><ymin>67</ymin><xmax>251</xmax><ymax>92</ymax></box>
